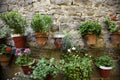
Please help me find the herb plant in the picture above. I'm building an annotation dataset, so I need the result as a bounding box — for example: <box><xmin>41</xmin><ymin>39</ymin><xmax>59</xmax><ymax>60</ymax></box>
<box><xmin>104</xmin><ymin>18</ymin><xmax>118</xmax><ymax>33</ymax></box>
<box><xmin>31</xmin><ymin>58</ymin><xmax>59</xmax><ymax>80</ymax></box>
<box><xmin>0</xmin><ymin>26</ymin><xmax>9</xmax><ymax>38</ymax></box>
<box><xmin>94</xmin><ymin>55</ymin><xmax>114</xmax><ymax>67</ymax></box>
<box><xmin>31</xmin><ymin>14</ymin><xmax>53</xmax><ymax>33</ymax></box>
<box><xmin>78</xmin><ymin>21</ymin><xmax>102</xmax><ymax>36</ymax></box>
<box><xmin>0</xmin><ymin>11</ymin><xmax>26</xmax><ymax>35</ymax></box>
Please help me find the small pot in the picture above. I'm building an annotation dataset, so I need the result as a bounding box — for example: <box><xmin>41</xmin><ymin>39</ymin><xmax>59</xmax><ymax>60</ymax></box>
<box><xmin>53</xmin><ymin>33</ymin><xmax>65</xmax><ymax>49</ymax></box>
<box><xmin>99</xmin><ymin>66</ymin><xmax>112</xmax><ymax>78</ymax></box>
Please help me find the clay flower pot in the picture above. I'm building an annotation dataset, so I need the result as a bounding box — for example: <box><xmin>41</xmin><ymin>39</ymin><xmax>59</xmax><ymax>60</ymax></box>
<box><xmin>85</xmin><ymin>34</ymin><xmax>97</xmax><ymax>45</ymax></box>
<box><xmin>0</xmin><ymin>55</ymin><xmax>11</xmax><ymax>67</ymax></box>
<box><xmin>12</xmin><ymin>34</ymin><xmax>26</xmax><ymax>48</ymax></box>
<box><xmin>35</xmin><ymin>32</ymin><xmax>48</xmax><ymax>47</ymax></box>
<box><xmin>53</xmin><ymin>33</ymin><xmax>65</xmax><ymax>49</ymax></box>
<box><xmin>110</xmin><ymin>33</ymin><xmax>120</xmax><ymax>44</ymax></box>
<box><xmin>99</xmin><ymin>66</ymin><xmax>112</xmax><ymax>78</ymax></box>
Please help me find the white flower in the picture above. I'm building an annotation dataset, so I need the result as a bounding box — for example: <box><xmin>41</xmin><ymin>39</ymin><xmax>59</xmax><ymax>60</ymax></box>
<box><xmin>85</xmin><ymin>54</ymin><xmax>88</xmax><ymax>56</ymax></box>
<box><xmin>67</xmin><ymin>49</ymin><xmax>71</xmax><ymax>53</ymax></box>
<box><xmin>72</xmin><ymin>47</ymin><xmax>76</xmax><ymax>50</ymax></box>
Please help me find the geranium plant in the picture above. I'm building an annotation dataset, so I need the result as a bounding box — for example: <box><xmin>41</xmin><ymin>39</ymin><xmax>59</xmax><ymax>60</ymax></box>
<box><xmin>15</xmin><ymin>48</ymin><xmax>33</xmax><ymax>66</ymax></box>
<box><xmin>0</xmin><ymin>44</ymin><xmax>12</xmax><ymax>56</ymax></box>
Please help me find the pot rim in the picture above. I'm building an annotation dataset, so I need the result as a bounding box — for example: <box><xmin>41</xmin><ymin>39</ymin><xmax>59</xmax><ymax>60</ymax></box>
<box><xmin>99</xmin><ymin>66</ymin><xmax>112</xmax><ymax>70</ymax></box>
<box><xmin>53</xmin><ymin>34</ymin><xmax>65</xmax><ymax>38</ymax></box>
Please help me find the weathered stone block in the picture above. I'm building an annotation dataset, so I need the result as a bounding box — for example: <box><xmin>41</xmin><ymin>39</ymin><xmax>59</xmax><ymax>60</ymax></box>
<box><xmin>0</xmin><ymin>5</ymin><xmax>8</xmax><ymax>12</ymax></box>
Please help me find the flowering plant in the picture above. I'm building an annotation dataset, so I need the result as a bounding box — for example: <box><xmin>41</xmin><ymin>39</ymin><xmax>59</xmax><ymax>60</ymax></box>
<box><xmin>15</xmin><ymin>48</ymin><xmax>33</xmax><ymax>66</ymax></box>
<box><xmin>0</xmin><ymin>44</ymin><xmax>12</xmax><ymax>56</ymax></box>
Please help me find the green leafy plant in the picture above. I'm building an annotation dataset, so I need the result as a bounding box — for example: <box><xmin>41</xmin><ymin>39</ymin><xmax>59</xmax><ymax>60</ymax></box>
<box><xmin>94</xmin><ymin>55</ymin><xmax>114</xmax><ymax>67</ymax></box>
<box><xmin>0</xmin><ymin>44</ymin><xmax>12</xmax><ymax>56</ymax></box>
<box><xmin>0</xmin><ymin>11</ymin><xmax>27</xmax><ymax>35</ymax></box>
<box><xmin>62</xmin><ymin>33</ymin><xmax>74</xmax><ymax>52</ymax></box>
<box><xmin>31</xmin><ymin>58</ymin><xmax>59</xmax><ymax>80</ymax></box>
<box><xmin>78</xmin><ymin>21</ymin><xmax>102</xmax><ymax>36</ymax></box>
<box><xmin>0</xmin><ymin>26</ymin><xmax>9</xmax><ymax>38</ymax></box>
<box><xmin>31</xmin><ymin>14</ymin><xmax>53</xmax><ymax>33</ymax></box>
<box><xmin>60</xmin><ymin>54</ymin><xmax>92</xmax><ymax>80</ymax></box>
<box><xmin>104</xmin><ymin>18</ymin><xmax>118</xmax><ymax>33</ymax></box>
<box><xmin>15</xmin><ymin>48</ymin><xmax>33</xmax><ymax>66</ymax></box>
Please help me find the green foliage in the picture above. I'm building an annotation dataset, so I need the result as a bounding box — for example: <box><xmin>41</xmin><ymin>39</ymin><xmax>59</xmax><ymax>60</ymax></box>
<box><xmin>78</xmin><ymin>21</ymin><xmax>102</xmax><ymax>36</ymax></box>
<box><xmin>0</xmin><ymin>11</ymin><xmax>26</xmax><ymax>35</ymax></box>
<box><xmin>94</xmin><ymin>55</ymin><xmax>114</xmax><ymax>67</ymax></box>
<box><xmin>31</xmin><ymin>58</ymin><xmax>59</xmax><ymax>80</ymax></box>
<box><xmin>62</xmin><ymin>33</ymin><xmax>74</xmax><ymax>52</ymax></box>
<box><xmin>104</xmin><ymin>18</ymin><xmax>118</xmax><ymax>33</ymax></box>
<box><xmin>31</xmin><ymin>14</ymin><xmax>53</xmax><ymax>33</ymax></box>
<box><xmin>15</xmin><ymin>48</ymin><xmax>33</xmax><ymax>66</ymax></box>
<box><xmin>0</xmin><ymin>44</ymin><xmax>11</xmax><ymax>56</ymax></box>
<box><xmin>60</xmin><ymin>55</ymin><xmax>92</xmax><ymax>80</ymax></box>
<box><xmin>0</xmin><ymin>26</ymin><xmax>9</xmax><ymax>38</ymax></box>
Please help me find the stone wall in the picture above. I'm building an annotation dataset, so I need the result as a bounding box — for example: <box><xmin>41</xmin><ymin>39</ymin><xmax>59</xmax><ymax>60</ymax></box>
<box><xmin>0</xmin><ymin>0</ymin><xmax>120</xmax><ymax>48</ymax></box>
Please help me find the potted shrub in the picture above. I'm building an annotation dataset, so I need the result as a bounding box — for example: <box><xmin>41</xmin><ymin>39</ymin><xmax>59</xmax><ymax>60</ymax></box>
<box><xmin>31</xmin><ymin>58</ymin><xmax>59</xmax><ymax>80</ymax></box>
<box><xmin>78</xmin><ymin>21</ymin><xmax>102</xmax><ymax>45</ymax></box>
<box><xmin>60</xmin><ymin>54</ymin><xmax>92</xmax><ymax>80</ymax></box>
<box><xmin>105</xmin><ymin>18</ymin><xmax>120</xmax><ymax>44</ymax></box>
<box><xmin>94</xmin><ymin>55</ymin><xmax>114</xmax><ymax>78</ymax></box>
<box><xmin>0</xmin><ymin>11</ymin><xmax>27</xmax><ymax>48</ymax></box>
<box><xmin>0</xmin><ymin>44</ymin><xmax>12</xmax><ymax>67</ymax></box>
<box><xmin>31</xmin><ymin>14</ymin><xmax>53</xmax><ymax>47</ymax></box>
<box><xmin>15</xmin><ymin>48</ymin><xmax>35</xmax><ymax>75</ymax></box>
<box><xmin>0</xmin><ymin>26</ymin><xmax>9</xmax><ymax>44</ymax></box>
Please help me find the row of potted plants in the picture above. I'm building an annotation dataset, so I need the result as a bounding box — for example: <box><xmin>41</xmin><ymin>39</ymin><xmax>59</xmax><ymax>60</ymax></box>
<box><xmin>1</xmin><ymin>11</ymin><xmax>120</xmax><ymax>49</ymax></box>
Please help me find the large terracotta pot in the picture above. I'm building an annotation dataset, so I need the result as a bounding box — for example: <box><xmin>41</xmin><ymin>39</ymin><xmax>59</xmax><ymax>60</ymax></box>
<box><xmin>35</xmin><ymin>32</ymin><xmax>48</xmax><ymax>47</ymax></box>
<box><xmin>85</xmin><ymin>34</ymin><xmax>97</xmax><ymax>45</ymax></box>
<box><xmin>13</xmin><ymin>36</ymin><xmax>26</xmax><ymax>48</ymax></box>
<box><xmin>110</xmin><ymin>33</ymin><xmax>120</xmax><ymax>44</ymax></box>
<box><xmin>0</xmin><ymin>55</ymin><xmax>11</xmax><ymax>67</ymax></box>
<box><xmin>0</xmin><ymin>38</ymin><xmax>6</xmax><ymax>44</ymax></box>
<box><xmin>99</xmin><ymin>66</ymin><xmax>112</xmax><ymax>78</ymax></box>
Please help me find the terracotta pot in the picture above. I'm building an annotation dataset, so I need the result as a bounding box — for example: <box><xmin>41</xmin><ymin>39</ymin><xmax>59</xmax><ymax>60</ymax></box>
<box><xmin>0</xmin><ymin>55</ymin><xmax>11</xmax><ymax>67</ymax></box>
<box><xmin>110</xmin><ymin>33</ymin><xmax>120</xmax><ymax>44</ymax></box>
<box><xmin>85</xmin><ymin>34</ymin><xmax>97</xmax><ymax>45</ymax></box>
<box><xmin>13</xmin><ymin>36</ymin><xmax>26</xmax><ymax>48</ymax></box>
<box><xmin>35</xmin><ymin>32</ymin><xmax>48</xmax><ymax>47</ymax></box>
<box><xmin>45</xmin><ymin>74</ymin><xmax>54</xmax><ymax>80</ymax></box>
<box><xmin>53</xmin><ymin>33</ymin><xmax>65</xmax><ymax>49</ymax></box>
<box><xmin>99</xmin><ymin>66</ymin><xmax>112</xmax><ymax>78</ymax></box>
<box><xmin>0</xmin><ymin>38</ymin><xmax>6</xmax><ymax>44</ymax></box>
<box><xmin>21</xmin><ymin>60</ymin><xmax>36</xmax><ymax>75</ymax></box>
<box><xmin>21</xmin><ymin>65</ymin><xmax>32</xmax><ymax>75</ymax></box>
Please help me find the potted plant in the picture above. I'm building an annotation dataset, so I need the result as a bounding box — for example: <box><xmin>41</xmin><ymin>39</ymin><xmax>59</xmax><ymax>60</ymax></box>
<box><xmin>31</xmin><ymin>58</ymin><xmax>59</xmax><ymax>80</ymax></box>
<box><xmin>0</xmin><ymin>44</ymin><xmax>12</xmax><ymax>67</ymax></box>
<box><xmin>94</xmin><ymin>55</ymin><xmax>114</xmax><ymax>78</ymax></box>
<box><xmin>15</xmin><ymin>48</ymin><xmax>35</xmax><ymax>75</ymax></box>
<box><xmin>0</xmin><ymin>26</ymin><xmax>9</xmax><ymax>44</ymax></box>
<box><xmin>31</xmin><ymin>14</ymin><xmax>53</xmax><ymax>47</ymax></box>
<box><xmin>0</xmin><ymin>11</ymin><xmax>27</xmax><ymax>48</ymax></box>
<box><xmin>78</xmin><ymin>21</ymin><xmax>102</xmax><ymax>45</ymax></box>
<box><xmin>105</xmin><ymin>18</ymin><xmax>120</xmax><ymax>44</ymax></box>
<box><xmin>60</xmin><ymin>54</ymin><xmax>92</xmax><ymax>80</ymax></box>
